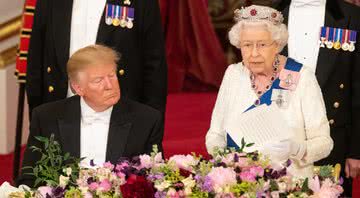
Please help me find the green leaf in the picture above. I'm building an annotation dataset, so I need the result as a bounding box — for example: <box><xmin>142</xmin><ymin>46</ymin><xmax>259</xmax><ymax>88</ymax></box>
<box><xmin>301</xmin><ymin>178</ymin><xmax>310</xmax><ymax>192</ymax></box>
<box><xmin>35</xmin><ymin>136</ymin><xmax>48</xmax><ymax>143</ymax></box>
<box><xmin>270</xmin><ymin>180</ymin><xmax>279</xmax><ymax>191</ymax></box>
<box><xmin>246</xmin><ymin>143</ymin><xmax>255</xmax><ymax>147</ymax></box>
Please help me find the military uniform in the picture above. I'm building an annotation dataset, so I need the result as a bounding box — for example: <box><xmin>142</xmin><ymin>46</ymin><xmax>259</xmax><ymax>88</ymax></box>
<box><xmin>26</xmin><ymin>0</ymin><xmax>167</xmax><ymax>115</ymax></box>
<box><xmin>278</xmin><ymin>0</ymin><xmax>360</xmax><ymax>195</ymax></box>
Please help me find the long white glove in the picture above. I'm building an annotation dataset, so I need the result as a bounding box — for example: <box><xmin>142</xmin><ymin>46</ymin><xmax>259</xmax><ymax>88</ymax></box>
<box><xmin>262</xmin><ymin>139</ymin><xmax>306</xmax><ymax>162</ymax></box>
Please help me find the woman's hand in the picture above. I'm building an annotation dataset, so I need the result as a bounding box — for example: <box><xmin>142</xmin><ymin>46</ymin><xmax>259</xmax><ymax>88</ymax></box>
<box><xmin>262</xmin><ymin>139</ymin><xmax>304</xmax><ymax>161</ymax></box>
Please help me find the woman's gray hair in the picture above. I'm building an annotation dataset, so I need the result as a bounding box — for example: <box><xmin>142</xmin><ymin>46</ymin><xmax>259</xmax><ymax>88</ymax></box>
<box><xmin>228</xmin><ymin>20</ymin><xmax>289</xmax><ymax>52</ymax></box>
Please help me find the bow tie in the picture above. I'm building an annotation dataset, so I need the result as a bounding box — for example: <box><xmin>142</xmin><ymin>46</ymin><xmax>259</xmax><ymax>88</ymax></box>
<box><xmin>82</xmin><ymin>113</ymin><xmax>110</xmax><ymax>125</ymax></box>
<box><xmin>291</xmin><ymin>0</ymin><xmax>321</xmax><ymax>7</ymax></box>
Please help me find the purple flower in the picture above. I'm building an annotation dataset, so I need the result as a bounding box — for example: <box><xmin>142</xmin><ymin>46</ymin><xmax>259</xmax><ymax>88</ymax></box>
<box><xmin>90</xmin><ymin>159</ymin><xmax>96</xmax><ymax>166</ymax></box>
<box><xmin>51</xmin><ymin>187</ymin><xmax>65</xmax><ymax>198</ymax></box>
<box><xmin>201</xmin><ymin>176</ymin><xmax>213</xmax><ymax>192</ymax></box>
<box><xmin>147</xmin><ymin>173</ymin><xmax>164</xmax><ymax>181</ymax></box>
<box><xmin>154</xmin><ymin>191</ymin><xmax>167</xmax><ymax>198</ymax></box>
<box><xmin>87</xmin><ymin>177</ymin><xmax>95</xmax><ymax>184</ymax></box>
<box><xmin>37</xmin><ymin>186</ymin><xmax>53</xmax><ymax>197</ymax></box>
<box><xmin>284</xmin><ymin>159</ymin><xmax>292</xmax><ymax>167</ymax></box>
<box><xmin>234</xmin><ymin>153</ymin><xmax>239</xmax><ymax>162</ymax></box>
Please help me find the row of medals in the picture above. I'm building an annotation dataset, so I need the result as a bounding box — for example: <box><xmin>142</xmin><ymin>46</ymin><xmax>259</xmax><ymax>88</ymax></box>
<box><xmin>320</xmin><ymin>39</ymin><xmax>356</xmax><ymax>52</ymax></box>
<box><xmin>105</xmin><ymin>0</ymin><xmax>133</xmax><ymax>29</ymax></box>
<box><xmin>106</xmin><ymin>16</ymin><xmax>133</xmax><ymax>29</ymax></box>
<box><xmin>319</xmin><ymin>27</ymin><xmax>356</xmax><ymax>52</ymax></box>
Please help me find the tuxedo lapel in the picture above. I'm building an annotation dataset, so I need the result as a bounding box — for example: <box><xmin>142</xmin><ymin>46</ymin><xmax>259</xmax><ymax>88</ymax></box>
<box><xmin>58</xmin><ymin>96</ymin><xmax>81</xmax><ymax>158</ymax></box>
<box><xmin>53</xmin><ymin>0</ymin><xmax>73</xmax><ymax>75</ymax></box>
<box><xmin>316</xmin><ymin>2</ymin><xmax>347</xmax><ymax>87</ymax></box>
<box><xmin>106</xmin><ymin>99</ymin><xmax>133</xmax><ymax>163</ymax></box>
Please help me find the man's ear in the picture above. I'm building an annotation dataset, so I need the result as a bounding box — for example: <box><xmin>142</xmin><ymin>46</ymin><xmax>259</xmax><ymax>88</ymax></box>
<box><xmin>70</xmin><ymin>80</ymin><xmax>84</xmax><ymax>96</ymax></box>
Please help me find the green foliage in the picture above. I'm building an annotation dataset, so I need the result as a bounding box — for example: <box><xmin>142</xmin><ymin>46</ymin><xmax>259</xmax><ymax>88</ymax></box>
<box><xmin>190</xmin><ymin>187</ymin><xmax>209</xmax><ymax>198</ymax></box>
<box><xmin>231</xmin><ymin>181</ymin><xmax>256</xmax><ymax>197</ymax></box>
<box><xmin>301</xmin><ymin>178</ymin><xmax>310</xmax><ymax>193</ymax></box>
<box><xmin>269</xmin><ymin>179</ymin><xmax>279</xmax><ymax>191</ymax></box>
<box><xmin>239</xmin><ymin>138</ymin><xmax>255</xmax><ymax>152</ymax></box>
<box><xmin>22</xmin><ymin>134</ymin><xmax>82</xmax><ymax>188</ymax></box>
<box><xmin>318</xmin><ymin>165</ymin><xmax>334</xmax><ymax>178</ymax></box>
<box><xmin>64</xmin><ymin>187</ymin><xmax>82</xmax><ymax>198</ymax></box>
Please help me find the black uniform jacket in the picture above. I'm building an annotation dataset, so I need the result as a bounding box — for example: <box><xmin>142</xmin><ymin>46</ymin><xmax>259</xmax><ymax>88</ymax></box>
<box><xmin>279</xmin><ymin>0</ymin><xmax>360</xmax><ymax>166</ymax></box>
<box><xmin>26</xmin><ymin>0</ymin><xmax>167</xmax><ymax>115</ymax></box>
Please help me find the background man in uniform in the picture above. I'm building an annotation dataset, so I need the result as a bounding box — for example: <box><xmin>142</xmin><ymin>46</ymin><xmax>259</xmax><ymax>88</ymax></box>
<box><xmin>277</xmin><ymin>0</ymin><xmax>360</xmax><ymax>196</ymax></box>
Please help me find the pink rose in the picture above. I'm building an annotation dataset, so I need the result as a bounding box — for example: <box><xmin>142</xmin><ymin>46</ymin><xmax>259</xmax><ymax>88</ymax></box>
<box><xmin>103</xmin><ymin>162</ymin><xmax>114</xmax><ymax>170</ymax></box>
<box><xmin>239</xmin><ymin>171</ymin><xmax>256</xmax><ymax>182</ymax></box>
<box><xmin>207</xmin><ymin>167</ymin><xmax>237</xmax><ymax>191</ymax></box>
<box><xmin>249</xmin><ymin>166</ymin><xmax>264</xmax><ymax>177</ymax></box>
<box><xmin>115</xmin><ymin>162</ymin><xmax>129</xmax><ymax>172</ymax></box>
<box><xmin>89</xmin><ymin>182</ymin><xmax>99</xmax><ymax>191</ymax></box>
<box><xmin>99</xmin><ymin>179</ymin><xmax>112</xmax><ymax>192</ymax></box>
<box><xmin>169</xmin><ymin>155</ymin><xmax>199</xmax><ymax>171</ymax></box>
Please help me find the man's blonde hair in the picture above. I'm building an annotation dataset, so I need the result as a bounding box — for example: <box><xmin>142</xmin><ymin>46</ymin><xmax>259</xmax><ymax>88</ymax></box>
<box><xmin>67</xmin><ymin>44</ymin><xmax>121</xmax><ymax>81</ymax></box>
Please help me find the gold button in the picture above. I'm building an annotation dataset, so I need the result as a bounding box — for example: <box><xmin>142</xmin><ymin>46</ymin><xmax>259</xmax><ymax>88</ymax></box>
<box><xmin>339</xmin><ymin>84</ymin><xmax>344</xmax><ymax>89</ymax></box>
<box><xmin>333</xmin><ymin>102</ymin><xmax>340</xmax><ymax>108</ymax></box>
<box><xmin>329</xmin><ymin>119</ymin><xmax>335</xmax><ymax>125</ymax></box>
<box><xmin>47</xmin><ymin>66</ymin><xmax>51</xmax><ymax>73</ymax></box>
<box><xmin>48</xmin><ymin>86</ymin><xmax>54</xmax><ymax>93</ymax></box>
<box><xmin>119</xmin><ymin>69</ymin><xmax>125</xmax><ymax>76</ymax></box>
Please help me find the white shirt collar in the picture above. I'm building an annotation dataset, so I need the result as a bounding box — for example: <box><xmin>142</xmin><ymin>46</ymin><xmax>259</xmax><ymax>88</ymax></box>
<box><xmin>290</xmin><ymin>0</ymin><xmax>326</xmax><ymax>7</ymax></box>
<box><xmin>80</xmin><ymin>97</ymin><xmax>113</xmax><ymax>124</ymax></box>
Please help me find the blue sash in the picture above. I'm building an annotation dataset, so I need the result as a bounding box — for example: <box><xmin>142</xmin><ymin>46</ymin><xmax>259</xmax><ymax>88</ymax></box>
<box><xmin>226</xmin><ymin>58</ymin><xmax>302</xmax><ymax>149</ymax></box>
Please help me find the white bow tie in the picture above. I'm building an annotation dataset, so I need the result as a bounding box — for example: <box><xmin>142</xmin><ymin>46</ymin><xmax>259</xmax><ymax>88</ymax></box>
<box><xmin>291</xmin><ymin>0</ymin><xmax>321</xmax><ymax>7</ymax></box>
<box><xmin>82</xmin><ymin>113</ymin><xmax>110</xmax><ymax>125</ymax></box>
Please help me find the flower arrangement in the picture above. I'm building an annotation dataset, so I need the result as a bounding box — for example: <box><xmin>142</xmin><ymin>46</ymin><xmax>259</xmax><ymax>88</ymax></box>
<box><xmin>2</xmin><ymin>137</ymin><xmax>343</xmax><ymax>198</ymax></box>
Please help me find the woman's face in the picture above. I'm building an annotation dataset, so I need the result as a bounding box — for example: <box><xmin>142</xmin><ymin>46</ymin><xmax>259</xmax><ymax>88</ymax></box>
<box><xmin>239</xmin><ymin>27</ymin><xmax>280</xmax><ymax>75</ymax></box>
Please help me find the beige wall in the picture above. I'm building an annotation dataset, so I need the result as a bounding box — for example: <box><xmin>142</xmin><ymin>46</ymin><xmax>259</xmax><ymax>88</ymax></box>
<box><xmin>0</xmin><ymin>0</ymin><xmax>29</xmax><ymax>154</ymax></box>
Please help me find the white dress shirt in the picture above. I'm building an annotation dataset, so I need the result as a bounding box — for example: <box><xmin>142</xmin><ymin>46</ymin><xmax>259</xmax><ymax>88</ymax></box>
<box><xmin>288</xmin><ymin>0</ymin><xmax>326</xmax><ymax>72</ymax></box>
<box><xmin>67</xmin><ymin>0</ymin><xmax>106</xmax><ymax>97</ymax></box>
<box><xmin>80</xmin><ymin>97</ymin><xmax>113</xmax><ymax>165</ymax></box>
<box><xmin>206</xmin><ymin>63</ymin><xmax>333</xmax><ymax>178</ymax></box>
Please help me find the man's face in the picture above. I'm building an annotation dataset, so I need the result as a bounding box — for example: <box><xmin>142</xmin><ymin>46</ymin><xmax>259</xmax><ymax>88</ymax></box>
<box><xmin>72</xmin><ymin>63</ymin><xmax>120</xmax><ymax>111</ymax></box>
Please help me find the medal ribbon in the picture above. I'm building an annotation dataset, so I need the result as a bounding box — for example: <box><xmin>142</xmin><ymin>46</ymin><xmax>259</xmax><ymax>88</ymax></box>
<box><xmin>121</xmin><ymin>6</ymin><xmax>127</xmax><ymax>20</ymax></box>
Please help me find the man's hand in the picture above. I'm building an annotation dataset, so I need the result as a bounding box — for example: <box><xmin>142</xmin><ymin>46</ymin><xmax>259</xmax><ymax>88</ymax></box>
<box><xmin>345</xmin><ymin>158</ymin><xmax>360</xmax><ymax>178</ymax></box>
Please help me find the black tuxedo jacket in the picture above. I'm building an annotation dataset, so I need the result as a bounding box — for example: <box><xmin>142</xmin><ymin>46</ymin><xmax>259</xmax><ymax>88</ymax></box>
<box><xmin>279</xmin><ymin>0</ymin><xmax>360</xmax><ymax>166</ymax></box>
<box><xmin>18</xmin><ymin>95</ymin><xmax>163</xmax><ymax>187</ymax></box>
<box><xmin>25</xmin><ymin>0</ymin><xmax>167</xmax><ymax>115</ymax></box>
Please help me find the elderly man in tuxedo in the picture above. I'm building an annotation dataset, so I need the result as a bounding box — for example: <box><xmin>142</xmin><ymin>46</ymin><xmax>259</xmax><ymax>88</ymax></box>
<box><xmin>277</xmin><ymin>0</ymin><xmax>360</xmax><ymax>196</ymax></box>
<box><xmin>18</xmin><ymin>45</ymin><xmax>163</xmax><ymax>187</ymax></box>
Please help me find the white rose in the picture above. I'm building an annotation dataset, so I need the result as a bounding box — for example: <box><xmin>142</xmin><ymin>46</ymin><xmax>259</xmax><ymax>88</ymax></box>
<box><xmin>278</xmin><ymin>182</ymin><xmax>287</xmax><ymax>193</ymax></box>
<box><xmin>65</xmin><ymin>167</ymin><xmax>72</xmax><ymax>176</ymax></box>
<box><xmin>184</xmin><ymin>187</ymin><xmax>193</xmax><ymax>196</ymax></box>
<box><xmin>181</xmin><ymin>176</ymin><xmax>196</xmax><ymax>189</ymax></box>
<box><xmin>59</xmin><ymin>175</ymin><xmax>70</xmax><ymax>188</ymax></box>
<box><xmin>154</xmin><ymin>181</ymin><xmax>171</xmax><ymax>191</ymax></box>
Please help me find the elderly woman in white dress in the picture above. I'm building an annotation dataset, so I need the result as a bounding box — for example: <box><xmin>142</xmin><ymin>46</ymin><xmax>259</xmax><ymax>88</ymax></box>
<box><xmin>205</xmin><ymin>5</ymin><xmax>333</xmax><ymax>178</ymax></box>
